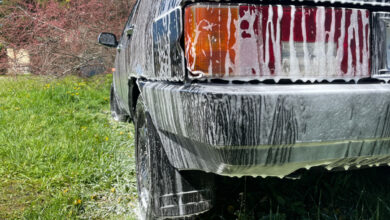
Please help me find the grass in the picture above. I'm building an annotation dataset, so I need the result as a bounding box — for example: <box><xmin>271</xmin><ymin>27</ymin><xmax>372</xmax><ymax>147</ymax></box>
<box><xmin>2</xmin><ymin>74</ymin><xmax>390</xmax><ymax>220</ymax></box>
<box><xmin>0</xmin><ymin>74</ymin><xmax>138</xmax><ymax>219</ymax></box>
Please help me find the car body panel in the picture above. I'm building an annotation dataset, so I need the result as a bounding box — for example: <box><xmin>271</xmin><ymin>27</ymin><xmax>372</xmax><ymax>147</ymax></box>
<box><xmin>372</xmin><ymin>12</ymin><xmax>390</xmax><ymax>77</ymax></box>
<box><xmin>153</xmin><ymin>7</ymin><xmax>185</xmax><ymax>81</ymax></box>
<box><xmin>114</xmin><ymin>0</ymin><xmax>184</xmax><ymax>114</ymax></box>
<box><xmin>105</xmin><ymin>1</ymin><xmax>390</xmax><ymax>217</ymax></box>
<box><xmin>120</xmin><ymin>0</ymin><xmax>390</xmax><ymax>87</ymax></box>
<box><xmin>113</xmin><ymin>0</ymin><xmax>390</xmax><ymax>177</ymax></box>
<box><xmin>141</xmin><ymin>82</ymin><xmax>390</xmax><ymax>177</ymax></box>
<box><xmin>123</xmin><ymin>0</ymin><xmax>183</xmax><ymax>80</ymax></box>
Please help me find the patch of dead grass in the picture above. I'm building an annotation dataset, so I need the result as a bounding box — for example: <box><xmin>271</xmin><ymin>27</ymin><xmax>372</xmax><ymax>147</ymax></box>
<box><xmin>0</xmin><ymin>179</ymin><xmax>42</xmax><ymax>219</ymax></box>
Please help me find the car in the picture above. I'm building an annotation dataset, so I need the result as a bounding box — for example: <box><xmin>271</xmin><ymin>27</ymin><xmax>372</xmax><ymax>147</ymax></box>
<box><xmin>99</xmin><ymin>0</ymin><xmax>390</xmax><ymax>218</ymax></box>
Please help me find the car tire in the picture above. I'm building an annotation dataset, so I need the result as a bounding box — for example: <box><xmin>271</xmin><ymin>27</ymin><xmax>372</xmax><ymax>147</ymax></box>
<box><xmin>135</xmin><ymin>96</ymin><xmax>155</xmax><ymax>219</ymax></box>
<box><xmin>110</xmin><ymin>84</ymin><xmax>129</xmax><ymax>122</ymax></box>
<box><xmin>135</xmin><ymin>95</ymin><xmax>215</xmax><ymax>219</ymax></box>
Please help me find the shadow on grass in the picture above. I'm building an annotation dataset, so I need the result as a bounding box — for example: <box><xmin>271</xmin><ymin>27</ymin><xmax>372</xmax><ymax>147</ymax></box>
<box><xmin>200</xmin><ymin>167</ymin><xmax>390</xmax><ymax>220</ymax></box>
<box><xmin>0</xmin><ymin>179</ymin><xmax>44</xmax><ymax>219</ymax></box>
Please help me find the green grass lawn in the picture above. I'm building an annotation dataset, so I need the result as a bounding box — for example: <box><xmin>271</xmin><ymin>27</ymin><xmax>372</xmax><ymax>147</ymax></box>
<box><xmin>2</xmin><ymin>74</ymin><xmax>390</xmax><ymax>220</ymax></box>
<box><xmin>0</xmin><ymin>74</ymin><xmax>137</xmax><ymax>219</ymax></box>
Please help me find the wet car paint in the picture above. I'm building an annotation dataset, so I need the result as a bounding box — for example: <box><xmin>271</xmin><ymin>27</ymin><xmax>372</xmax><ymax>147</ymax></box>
<box><xmin>111</xmin><ymin>0</ymin><xmax>390</xmax><ymax>217</ymax></box>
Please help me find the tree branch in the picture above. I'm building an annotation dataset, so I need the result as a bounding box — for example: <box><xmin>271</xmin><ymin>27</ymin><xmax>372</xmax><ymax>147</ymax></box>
<box><xmin>16</xmin><ymin>6</ymin><xmax>66</xmax><ymax>32</ymax></box>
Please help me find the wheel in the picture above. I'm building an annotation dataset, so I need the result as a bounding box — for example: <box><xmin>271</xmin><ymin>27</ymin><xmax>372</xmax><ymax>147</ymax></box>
<box><xmin>135</xmin><ymin>95</ymin><xmax>215</xmax><ymax>219</ymax></box>
<box><xmin>110</xmin><ymin>84</ymin><xmax>129</xmax><ymax>122</ymax></box>
<box><xmin>135</xmin><ymin>96</ymin><xmax>154</xmax><ymax>219</ymax></box>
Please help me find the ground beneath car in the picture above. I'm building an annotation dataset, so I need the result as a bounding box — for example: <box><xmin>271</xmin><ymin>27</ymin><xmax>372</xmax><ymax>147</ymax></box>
<box><xmin>199</xmin><ymin>167</ymin><xmax>390</xmax><ymax>219</ymax></box>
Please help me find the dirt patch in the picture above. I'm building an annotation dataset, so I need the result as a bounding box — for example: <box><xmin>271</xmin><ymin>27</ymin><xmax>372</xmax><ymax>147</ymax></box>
<box><xmin>0</xmin><ymin>179</ymin><xmax>41</xmax><ymax>219</ymax></box>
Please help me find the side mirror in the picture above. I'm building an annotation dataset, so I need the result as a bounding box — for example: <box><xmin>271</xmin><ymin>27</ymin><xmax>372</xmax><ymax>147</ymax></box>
<box><xmin>98</xmin><ymin>33</ymin><xmax>118</xmax><ymax>48</ymax></box>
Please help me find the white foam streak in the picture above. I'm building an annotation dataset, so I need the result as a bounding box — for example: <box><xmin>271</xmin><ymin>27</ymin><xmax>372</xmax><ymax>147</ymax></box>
<box><xmin>314</xmin><ymin>7</ymin><xmax>326</xmax><ymax>76</ymax></box>
<box><xmin>236</xmin><ymin>8</ymin><xmax>260</xmax><ymax>75</ymax></box>
<box><xmin>289</xmin><ymin>6</ymin><xmax>300</xmax><ymax>76</ymax></box>
<box><xmin>361</xmin><ymin>10</ymin><xmax>369</xmax><ymax>77</ymax></box>
<box><xmin>301</xmin><ymin>7</ymin><xmax>310</xmax><ymax>76</ymax></box>
<box><xmin>207</xmin><ymin>34</ymin><xmax>213</xmax><ymax>75</ymax></box>
<box><xmin>274</xmin><ymin>5</ymin><xmax>283</xmax><ymax>75</ymax></box>
<box><xmin>347</xmin><ymin>10</ymin><xmax>357</xmax><ymax>76</ymax></box>
<box><xmin>264</xmin><ymin>6</ymin><xmax>273</xmax><ymax>75</ymax></box>
<box><xmin>326</xmin><ymin>8</ymin><xmax>336</xmax><ymax>76</ymax></box>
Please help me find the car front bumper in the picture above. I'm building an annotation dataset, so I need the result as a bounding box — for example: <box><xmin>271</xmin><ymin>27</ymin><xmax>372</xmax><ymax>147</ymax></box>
<box><xmin>141</xmin><ymin>81</ymin><xmax>390</xmax><ymax>178</ymax></box>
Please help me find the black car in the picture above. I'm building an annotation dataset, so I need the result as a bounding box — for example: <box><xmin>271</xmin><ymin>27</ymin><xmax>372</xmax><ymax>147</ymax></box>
<box><xmin>99</xmin><ymin>0</ymin><xmax>390</xmax><ymax>218</ymax></box>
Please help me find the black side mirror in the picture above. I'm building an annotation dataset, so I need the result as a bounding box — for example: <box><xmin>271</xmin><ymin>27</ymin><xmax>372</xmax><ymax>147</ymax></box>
<box><xmin>98</xmin><ymin>33</ymin><xmax>118</xmax><ymax>48</ymax></box>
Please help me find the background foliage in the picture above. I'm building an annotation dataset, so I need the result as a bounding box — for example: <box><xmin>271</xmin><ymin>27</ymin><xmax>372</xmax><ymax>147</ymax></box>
<box><xmin>0</xmin><ymin>0</ymin><xmax>136</xmax><ymax>76</ymax></box>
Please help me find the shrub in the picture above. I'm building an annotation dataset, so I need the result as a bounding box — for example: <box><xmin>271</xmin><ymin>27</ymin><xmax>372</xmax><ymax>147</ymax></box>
<box><xmin>0</xmin><ymin>0</ymin><xmax>136</xmax><ymax>76</ymax></box>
